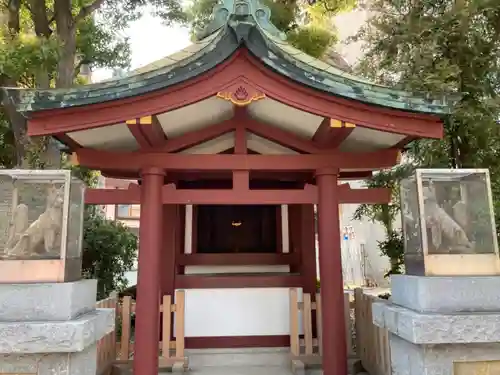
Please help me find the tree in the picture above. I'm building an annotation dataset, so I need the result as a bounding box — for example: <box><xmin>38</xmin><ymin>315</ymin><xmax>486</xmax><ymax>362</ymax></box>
<box><xmin>352</xmin><ymin>0</ymin><xmax>500</xmax><ymax>274</ymax></box>
<box><xmin>0</xmin><ymin>0</ymin><xmax>185</xmax><ymax>167</ymax></box>
<box><xmin>186</xmin><ymin>0</ymin><xmax>356</xmax><ymax>58</ymax></box>
<box><xmin>82</xmin><ymin>205</ymin><xmax>137</xmax><ymax>300</ymax></box>
<box><xmin>354</xmin><ymin>0</ymin><xmax>500</xmax><ymax>172</ymax></box>
<box><xmin>0</xmin><ymin>0</ymin><xmax>147</xmax><ymax>298</ymax></box>
<box><xmin>69</xmin><ymin>163</ymin><xmax>138</xmax><ymax>299</ymax></box>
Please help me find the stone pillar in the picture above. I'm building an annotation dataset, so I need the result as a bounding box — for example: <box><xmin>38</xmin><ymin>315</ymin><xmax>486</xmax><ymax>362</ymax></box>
<box><xmin>134</xmin><ymin>167</ymin><xmax>165</xmax><ymax>375</ymax></box>
<box><xmin>0</xmin><ymin>280</ymin><xmax>114</xmax><ymax>375</ymax></box>
<box><xmin>316</xmin><ymin>168</ymin><xmax>347</xmax><ymax>375</ymax></box>
<box><xmin>373</xmin><ymin>275</ymin><xmax>500</xmax><ymax>375</ymax></box>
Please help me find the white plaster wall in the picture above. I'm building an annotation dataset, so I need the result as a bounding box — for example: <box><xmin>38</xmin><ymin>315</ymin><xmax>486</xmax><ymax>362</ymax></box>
<box><xmin>339</xmin><ymin>180</ymin><xmax>400</xmax><ymax>287</ymax></box>
<box><xmin>177</xmin><ymin>287</ymin><xmax>303</xmax><ymax>337</ymax></box>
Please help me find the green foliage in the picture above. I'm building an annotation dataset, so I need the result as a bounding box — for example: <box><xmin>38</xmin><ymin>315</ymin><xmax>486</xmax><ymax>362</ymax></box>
<box><xmin>287</xmin><ymin>25</ymin><xmax>337</xmax><ymax>58</ymax></box>
<box><xmin>352</xmin><ymin>0</ymin><xmax>500</xmax><ymax>275</ymax></box>
<box><xmin>352</xmin><ymin>164</ymin><xmax>412</xmax><ymax>278</ymax></box>
<box><xmin>82</xmin><ymin>206</ymin><xmax>138</xmax><ymax>300</ymax></box>
<box><xmin>0</xmin><ymin>31</ymin><xmax>60</xmax><ymax>84</ymax></box>
<box><xmin>377</xmin><ymin>230</ymin><xmax>404</xmax><ymax>277</ymax></box>
<box><xmin>353</xmin><ymin>163</ymin><xmax>414</xmax><ymax>232</ymax></box>
<box><xmin>0</xmin><ymin>0</ymin><xmax>151</xmax><ymax>299</ymax></box>
<box><xmin>185</xmin><ymin>0</ymin><xmax>352</xmax><ymax>58</ymax></box>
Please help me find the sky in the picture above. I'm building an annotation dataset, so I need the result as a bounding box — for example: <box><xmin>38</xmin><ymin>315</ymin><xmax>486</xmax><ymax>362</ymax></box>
<box><xmin>92</xmin><ymin>13</ymin><xmax>191</xmax><ymax>83</ymax></box>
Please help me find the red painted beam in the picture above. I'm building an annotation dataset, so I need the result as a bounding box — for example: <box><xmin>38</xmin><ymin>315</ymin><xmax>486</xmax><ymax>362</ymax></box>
<box><xmin>84</xmin><ymin>185</ymin><xmax>390</xmax><ymax>205</ymax></box>
<box><xmin>99</xmin><ymin>170</ymin><xmax>369</xmax><ymax>182</ymax></box>
<box><xmin>85</xmin><ymin>188</ymin><xmax>140</xmax><ymax>204</ymax></box>
<box><xmin>75</xmin><ymin>148</ymin><xmax>399</xmax><ymax>172</ymax></box>
<box><xmin>234</xmin><ymin>108</ymin><xmax>248</xmax><ymax>154</ymax></box>
<box><xmin>175</xmin><ymin>274</ymin><xmax>302</xmax><ymax>289</ymax></box>
<box><xmin>161</xmin><ymin>184</ymin><xmax>317</xmax><ymax>204</ymax></box>
<box><xmin>177</xmin><ymin>253</ymin><xmax>299</xmax><ymax>266</ymax></box>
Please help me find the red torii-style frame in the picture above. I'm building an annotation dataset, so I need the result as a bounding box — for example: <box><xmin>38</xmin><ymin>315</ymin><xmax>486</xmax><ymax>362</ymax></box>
<box><xmin>22</xmin><ymin>49</ymin><xmax>444</xmax><ymax>375</ymax></box>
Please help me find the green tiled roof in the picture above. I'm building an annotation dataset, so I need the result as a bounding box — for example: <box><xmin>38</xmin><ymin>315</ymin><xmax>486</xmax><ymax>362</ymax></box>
<box><xmin>2</xmin><ymin>0</ymin><xmax>457</xmax><ymax>115</ymax></box>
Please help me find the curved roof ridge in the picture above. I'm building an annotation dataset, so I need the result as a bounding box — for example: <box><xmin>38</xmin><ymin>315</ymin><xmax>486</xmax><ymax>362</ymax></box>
<box><xmin>195</xmin><ymin>0</ymin><xmax>286</xmax><ymax>41</ymax></box>
<box><xmin>1</xmin><ymin>1</ymin><xmax>458</xmax><ymax>115</ymax></box>
<box><xmin>261</xmin><ymin>29</ymin><xmax>450</xmax><ymax>103</ymax></box>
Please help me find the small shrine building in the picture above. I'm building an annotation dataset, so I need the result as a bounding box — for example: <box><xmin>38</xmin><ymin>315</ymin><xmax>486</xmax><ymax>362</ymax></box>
<box><xmin>3</xmin><ymin>1</ymin><xmax>451</xmax><ymax>374</ymax></box>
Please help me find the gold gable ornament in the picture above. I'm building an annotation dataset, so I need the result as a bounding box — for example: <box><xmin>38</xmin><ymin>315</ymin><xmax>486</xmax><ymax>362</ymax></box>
<box><xmin>217</xmin><ymin>85</ymin><xmax>266</xmax><ymax>107</ymax></box>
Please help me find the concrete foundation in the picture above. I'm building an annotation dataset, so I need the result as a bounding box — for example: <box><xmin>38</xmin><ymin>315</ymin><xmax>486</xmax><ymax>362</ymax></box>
<box><xmin>375</xmin><ymin>275</ymin><xmax>500</xmax><ymax>375</ymax></box>
<box><xmin>0</xmin><ymin>279</ymin><xmax>114</xmax><ymax>375</ymax></box>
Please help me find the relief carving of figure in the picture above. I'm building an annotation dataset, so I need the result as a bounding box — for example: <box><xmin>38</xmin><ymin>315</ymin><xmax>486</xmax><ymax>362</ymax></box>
<box><xmin>422</xmin><ymin>185</ymin><xmax>474</xmax><ymax>253</ymax></box>
<box><xmin>6</xmin><ymin>185</ymin><xmax>64</xmax><ymax>257</ymax></box>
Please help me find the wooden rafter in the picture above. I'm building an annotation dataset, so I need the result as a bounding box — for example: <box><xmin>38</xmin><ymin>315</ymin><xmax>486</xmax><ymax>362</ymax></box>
<box><xmin>245</xmin><ymin>118</ymin><xmax>321</xmax><ymax>154</ymax></box>
<box><xmin>126</xmin><ymin>115</ymin><xmax>167</xmax><ymax>148</ymax></box>
<box><xmin>312</xmin><ymin>118</ymin><xmax>355</xmax><ymax>149</ymax></box>
<box><xmin>160</xmin><ymin>119</ymin><xmax>236</xmax><ymax>153</ymax></box>
<box><xmin>55</xmin><ymin>133</ymin><xmax>82</xmax><ymax>150</ymax></box>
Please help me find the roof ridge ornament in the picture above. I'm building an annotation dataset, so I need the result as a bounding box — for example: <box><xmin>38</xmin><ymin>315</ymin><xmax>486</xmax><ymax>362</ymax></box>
<box><xmin>195</xmin><ymin>0</ymin><xmax>286</xmax><ymax>41</ymax></box>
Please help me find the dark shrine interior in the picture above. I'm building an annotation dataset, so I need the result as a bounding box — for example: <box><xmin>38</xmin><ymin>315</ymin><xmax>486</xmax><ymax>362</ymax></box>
<box><xmin>196</xmin><ymin>205</ymin><xmax>278</xmax><ymax>254</ymax></box>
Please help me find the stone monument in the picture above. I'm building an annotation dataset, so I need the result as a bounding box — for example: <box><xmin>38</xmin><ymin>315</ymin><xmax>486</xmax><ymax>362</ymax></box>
<box><xmin>373</xmin><ymin>169</ymin><xmax>500</xmax><ymax>375</ymax></box>
<box><xmin>0</xmin><ymin>170</ymin><xmax>114</xmax><ymax>375</ymax></box>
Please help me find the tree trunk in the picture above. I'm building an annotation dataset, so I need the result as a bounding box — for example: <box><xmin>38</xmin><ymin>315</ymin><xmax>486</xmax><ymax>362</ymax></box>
<box><xmin>55</xmin><ymin>0</ymin><xmax>77</xmax><ymax>89</ymax></box>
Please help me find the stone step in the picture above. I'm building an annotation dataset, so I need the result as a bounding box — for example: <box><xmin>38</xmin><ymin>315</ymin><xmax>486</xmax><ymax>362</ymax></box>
<box><xmin>186</xmin><ymin>347</ymin><xmax>290</xmax><ymax>368</ymax></box>
<box><xmin>181</xmin><ymin>365</ymin><xmax>294</xmax><ymax>375</ymax></box>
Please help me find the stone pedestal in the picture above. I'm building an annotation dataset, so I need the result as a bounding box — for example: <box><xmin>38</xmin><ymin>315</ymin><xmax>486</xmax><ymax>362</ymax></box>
<box><xmin>373</xmin><ymin>275</ymin><xmax>500</xmax><ymax>375</ymax></box>
<box><xmin>0</xmin><ymin>279</ymin><xmax>115</xmax><ymax>375</ymax></box>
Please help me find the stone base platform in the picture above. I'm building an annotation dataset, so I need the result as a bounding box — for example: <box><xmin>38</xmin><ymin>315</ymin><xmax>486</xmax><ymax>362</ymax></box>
<box><xmin>0</xmin><ymin>279</ymin><xmax>114</xmax><ymax>375</ymax></box>
<box><xmin>391</xmin><ymin>275</ymin><xmax>500</xmax><ymax>313</ymax></box>
<box><xmin>375</xmin><ymin>275</ymin><xmax>500</xmax><ymax>375</ymax></box>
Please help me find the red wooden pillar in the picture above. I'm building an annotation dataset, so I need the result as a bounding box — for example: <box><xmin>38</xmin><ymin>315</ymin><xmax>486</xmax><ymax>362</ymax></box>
<box><xmin>134</xmin><ymin>167</ymin><xmax>164</xmax><ymax>375</ymax></box>
<box><xmin>316</xmin><ymin>168</ymin><xmax>347</xmax><ymax>375</ymax></box>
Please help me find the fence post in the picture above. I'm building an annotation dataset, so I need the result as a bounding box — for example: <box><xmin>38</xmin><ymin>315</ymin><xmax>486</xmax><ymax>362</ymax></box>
<box><xmin>302</xmin><ymin>293</ymin><xmax>313</xmax><ymax>356</ymax></box>
<box><xmin>175</xmin><ymin>290</ymin><xmax>185</xmax><ymax>359</ymax></box>
<box><xmin>344</xmin><ymin>292</ymin><xmax>352</xmax><ymax>357</ymax></box>
<box><xmin>120</xmin><ymin>296</ymin><xmax>132</xmax><ymax>360</ymax></box>
<box><xmin>315</xmin><ymin>292</ymin><xmax>323</xmax><ymax>356</ymax></box>
<box><xmin>289</xmin><ymin>288</ymin><xmax>300</xmax><ymax>357</ymax></box>
<box><xmin>162</xmin><ymin>295</ymin><xmax>172</xmax><ymax>359</ymax></box>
